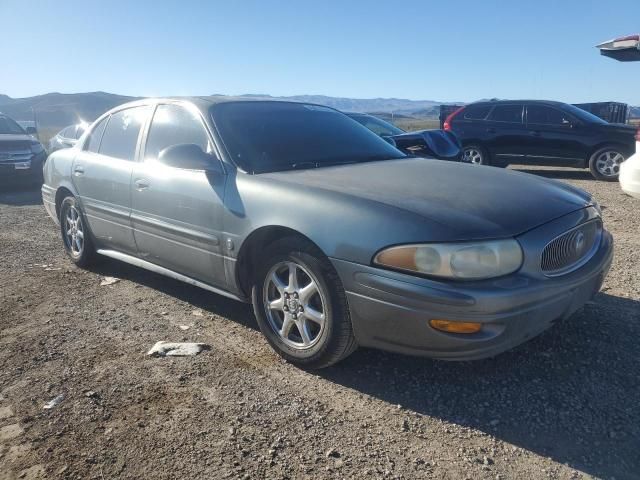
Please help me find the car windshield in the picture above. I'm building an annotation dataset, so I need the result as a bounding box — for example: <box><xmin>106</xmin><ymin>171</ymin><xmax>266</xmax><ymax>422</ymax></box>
<box><xmin>211</xmin><ymin>102</ymin><xmax>406</xmax><ymax>173</ymax></box>
<box><xmin>0</xmin><ymin>116</ymin><xmax>26</xmax><ymax>135</ymax></box>
<box><xmin>349</xmin><ymin>114</ymin><xmax>405</xmax><ymax>136</ymax></box>
<box><xmin>563</xmin><ymin>104</ymin><xmax>608</xmax><ymax>125</ymax></box>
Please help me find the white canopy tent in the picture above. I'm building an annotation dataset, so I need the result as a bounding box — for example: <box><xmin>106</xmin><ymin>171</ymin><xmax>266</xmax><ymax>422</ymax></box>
<box><xmin>597</xmin><ymin>34</ymin><xmax>640</xmax><ymax>62</ymax></box>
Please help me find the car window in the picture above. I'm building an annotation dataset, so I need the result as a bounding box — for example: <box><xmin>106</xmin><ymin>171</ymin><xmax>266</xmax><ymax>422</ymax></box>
<box><xmin>98</xmin><ymin>106</ymin><xmax>149</xmax><ymax>160</ymax></box>
<box><xmin>211</xmin><ymin>102</ymin><xmax>405</xmax><ymax>173</ymax></box>
<box><xmin>527</xmin><ymin>105</ymin><xmax>571</xmax><ymax>126</ymax></box>
<box><xmin>463</xmin><ymin>104</ymin><xmax>491</xmax><ymax>120</ymax></box>
<box><xmin>487</xmin><ymin>105</ymin><xmax>524</xmax><ymax>124</ymax></box>
<box><xmin>62</xmin><ymin>126</ymin><xmax>75</xmax><ymax>138</ymax></box>
<box><xmin>0</xmin><ymin>116</ymin><xmax>26</xmax><ymax>134</ymax></box>
<box><xmin>86</xmin><ymin>117</ymin><xmax>109</xmax><ymax>153</ymax></box>
<box><xmin>75</xmin><ymin>125</ymin><xmax>86</xmax><ymax>139</ymax></box>
<box><xmin>144</xmin><ymin>104</ymin><xmax>211</xmax><ymax>161</ymax></box>
<box><xmin>350</xmin><ymin>115</ymin><xmax>404</xmax><ymax>136</ymax></box>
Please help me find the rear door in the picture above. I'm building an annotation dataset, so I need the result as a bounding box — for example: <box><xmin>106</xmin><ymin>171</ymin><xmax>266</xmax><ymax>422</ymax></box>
<box><xmin>524</xmin><ymin>104</ymin><xmax>585</xmax><ymax>165</ymax></box>
<box><xmin>484</xmin><ymin>104</ymin><xmax>528</xmax><ymax>162</ymax></box>
<box><xmin>130</xmin><ymin>102</ymin><xmax>228</xmax><ymax>287</ymax></box>
<box><xmin>72</xmin><ymin>106</ymin><xmax>150</xmax><ymax>255</ymax></box>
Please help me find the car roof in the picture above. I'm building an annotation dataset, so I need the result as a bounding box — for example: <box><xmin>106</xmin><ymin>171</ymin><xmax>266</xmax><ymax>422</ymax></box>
<box><xmin>106</xmin><ymin>95</ymin><xmax>330</xmax><ymax>115</ymax></box>
<box><xmin>468</xmin><ymin>99</ymin><xmax>567</xmax><ymax>107</ymax></box>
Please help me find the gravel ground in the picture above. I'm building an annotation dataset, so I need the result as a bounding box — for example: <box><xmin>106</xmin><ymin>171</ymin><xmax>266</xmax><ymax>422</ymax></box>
<box><xmin>0</xmin><ymin>166</ymin><xmax>638</xmax><ymax>480</ymax></box>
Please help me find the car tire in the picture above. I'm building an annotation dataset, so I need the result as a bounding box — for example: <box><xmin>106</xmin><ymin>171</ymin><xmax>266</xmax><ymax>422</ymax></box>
<box><xmin>462</xmin><ymin>144</ymin><xmax>490</xmax><ymax>166</ymax></box>
<box><xmin>251</xmin><ymin>237</ymin><xmax>357</xmax><ymax>369</ymax></box>
<box><xmin>59</xmin><ymin>196</ymin><xmax>97</xmax><ymax>267</ymax></box>
<box><xmin>588</xmin><ymin>146</ymin><xmax>626</xmax><ymax>181</ymax></box>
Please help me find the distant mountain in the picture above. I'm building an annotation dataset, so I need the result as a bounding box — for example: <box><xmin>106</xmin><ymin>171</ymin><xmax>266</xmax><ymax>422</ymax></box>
<box><xmin>245</xmin><ymin>94</ymin><xmax>454</xmax><ymax>115</ymax></box>
<box><xmin>0</xmin><ymin>92</ymin><xmax>455</xmax><ymax>129</ymax></box>
<box><xmin>2</xmin><ymin>92</ymin><xmax>637</xmax><ymax>131</ymax></box>
<box><xmin>0</xmin><ymin>92</ymin><xmax>138</xmax><ymax>128</ymax></box>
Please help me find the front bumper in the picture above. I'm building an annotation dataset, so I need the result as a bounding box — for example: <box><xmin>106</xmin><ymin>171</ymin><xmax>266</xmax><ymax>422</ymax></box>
<box><xmin>620</xmin><ymin>151</ymin><xmax>640</xmax><ymax>199</ymax></box>
<box><xmin>332</xmin><ymin>218</ymin><xmax>613</xmax><ymax>361</ymax></box>
<box><xmin>0</xmin><ymin>151</ymin><xmax>46</xmax><ymax>185</ymax></box>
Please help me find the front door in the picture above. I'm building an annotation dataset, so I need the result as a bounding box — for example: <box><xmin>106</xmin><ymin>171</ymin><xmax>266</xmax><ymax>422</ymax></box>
<box><xmin>71</xmin><ymin>106</ymin><xmax>150</xmax><ymax>255</ymax></box>
<box><xmin>130</xmin><ymin>103</ymin><xmax>228</xmax><ymax>287</ymax></box>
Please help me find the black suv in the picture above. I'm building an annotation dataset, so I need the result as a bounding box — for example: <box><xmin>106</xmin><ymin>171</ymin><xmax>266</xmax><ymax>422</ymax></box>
<box><xmin>444</xmin><ymin>100</ymin><xmax>637</xmax><ymax>180</ymax></box>
<box><xmin>0</xmin><ymin>113</ymin><xmax>47</xmax><ymax>186</ymax></box>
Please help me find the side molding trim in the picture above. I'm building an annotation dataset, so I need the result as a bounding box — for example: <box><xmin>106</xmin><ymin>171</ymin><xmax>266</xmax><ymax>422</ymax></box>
<box><xmin>96</xmin><ymin>249</ymin><xmax>247</xmax><ymax>302</ymax></box>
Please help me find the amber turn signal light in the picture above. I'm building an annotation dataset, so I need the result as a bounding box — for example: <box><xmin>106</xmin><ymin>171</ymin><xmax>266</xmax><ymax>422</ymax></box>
<box><xmin>429</xmin><ymin>319</ymin><xmax>482</xmax><ymax>334</ymax></box>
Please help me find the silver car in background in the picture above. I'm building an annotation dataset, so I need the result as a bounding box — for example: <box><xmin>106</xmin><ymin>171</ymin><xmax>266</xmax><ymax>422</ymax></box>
<box><xmin>49</xmin><ymin>123</ymin><xmax>87</xmax><ymax>153</ymax></box>
<box><xmin>42</xmin><ymin>97</ymin><xmax>613</xmax><ymax>368</ymax></box>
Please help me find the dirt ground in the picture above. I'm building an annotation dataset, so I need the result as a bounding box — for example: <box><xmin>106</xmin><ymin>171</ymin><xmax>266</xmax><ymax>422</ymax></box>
<box><xmin>0</xmin><ymin>166</ymin><xmax>638</xmax><ymax>480</ymax></box>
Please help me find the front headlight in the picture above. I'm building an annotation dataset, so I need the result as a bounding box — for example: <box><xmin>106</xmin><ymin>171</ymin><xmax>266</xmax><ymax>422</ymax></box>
<box><xmin>374</xmin><ymin>239</ymin><xmax>523</xmax><ymax>280</ymax></box>
<box><xmin>30</xmin><ymin>141</ymin><xmax>44</xmax><ymax>154</ymax></box>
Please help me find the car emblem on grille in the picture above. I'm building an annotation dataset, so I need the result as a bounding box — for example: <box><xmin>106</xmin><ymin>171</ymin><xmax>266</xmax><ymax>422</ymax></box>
<box><xmin>574</xmin><ymin>231</ymin><xmax>585</xmax><ymax>253</ymax></box>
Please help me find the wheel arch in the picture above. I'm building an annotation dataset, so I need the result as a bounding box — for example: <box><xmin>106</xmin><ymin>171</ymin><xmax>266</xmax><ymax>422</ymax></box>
<box><xmin>235</xmin><ymin>225</ymin><xmax>325</xmax><ymax>298</ymax></box>
<box><xmin>54</xmin><ymin>183</ymin><xmax>78</xmax><ymax>219</ymax></box>
<box><xmin>589</xmin><ymin>141</ymin><xmax>633</xmax><ymax>159</ymax></box>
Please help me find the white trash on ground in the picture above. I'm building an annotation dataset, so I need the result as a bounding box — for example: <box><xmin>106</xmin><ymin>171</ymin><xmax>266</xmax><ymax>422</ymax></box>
<box><xmin>147</xmin><ymin>341</ymin><xmax>210</xmax><ymax>357</ymax></box>
<box><xmin>100</xmin><ymin>276</ymin><xmax>120</xmax><ymax>286</ymax></box>
<box><xmin>43</xmin><ymin>394</ymin><xmax>65</xmax><ymax>410</ymax></box>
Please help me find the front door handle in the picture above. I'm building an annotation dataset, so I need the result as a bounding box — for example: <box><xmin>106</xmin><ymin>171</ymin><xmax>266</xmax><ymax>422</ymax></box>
<box><xmin>134</xmin><ymin>179</ymin><xmax>150</xmax><ymax>190</ymax></box>
<box><xmin>73</xmin><ymin>165</ymin><xmax>84</xmax><ymax>176</ymax></box>
<box><xmin>529</xmin><ymin>130</ymin><xmax>541</xmax><ymax>137</ymax></box>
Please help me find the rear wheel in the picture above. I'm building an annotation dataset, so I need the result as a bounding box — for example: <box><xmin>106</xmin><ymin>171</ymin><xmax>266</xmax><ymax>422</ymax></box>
<box><xmin>462</xmin><ymin>145</ymin><xmax>489</xmax><ymax>165</ymax></box>
<box><xmin>251</xmin><ymin>237</ymin><xmax>357</xmax><ymax>369</ymax></box>
<box><xmin>59</xmin><ymin>196</ymin><xmax>96</xmax><ymax>267</ymax></box>
<box><xmin>589</xmin><ymin>147</ymin><xmax>626</xmax><ymax>181</ymax></box>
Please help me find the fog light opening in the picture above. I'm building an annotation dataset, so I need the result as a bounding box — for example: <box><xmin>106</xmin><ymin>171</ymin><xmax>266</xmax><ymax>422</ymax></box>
<box><xmin>429</xmin><ymin>319</ymin><xmax>482</xmax><ymax>334</ymax></box>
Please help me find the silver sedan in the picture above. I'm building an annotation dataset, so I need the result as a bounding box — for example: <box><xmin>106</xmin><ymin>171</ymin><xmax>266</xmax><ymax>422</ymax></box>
<box><xmin>42</xmin><ymin>97</ymin><xmax>613</xmax><ymax>368</ymax></box>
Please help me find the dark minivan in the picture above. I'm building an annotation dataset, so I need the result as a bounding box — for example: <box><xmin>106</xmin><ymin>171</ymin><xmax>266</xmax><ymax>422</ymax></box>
<box><xmin>444</xmin><ymin>100</ymin><xmax>637</xmax><ymax>180</ymax></box>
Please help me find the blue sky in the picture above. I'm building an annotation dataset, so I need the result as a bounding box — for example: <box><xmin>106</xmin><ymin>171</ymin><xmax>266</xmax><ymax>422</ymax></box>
<box><xmin>2</xmin><ymin>0</ymin><xmax>640</xmax><ymax>103</ymax></box>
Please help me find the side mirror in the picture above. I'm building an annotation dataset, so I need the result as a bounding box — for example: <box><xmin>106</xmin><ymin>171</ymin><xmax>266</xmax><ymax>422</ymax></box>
<box><xmin>158</xmin><ymin>143</ymin><xmax>222</xmax><ymax>173</ymax></box>
<box><xmin>26</xmin><ymin>126</ymin><xmax>37</xmax><ymax>135</ymax></box>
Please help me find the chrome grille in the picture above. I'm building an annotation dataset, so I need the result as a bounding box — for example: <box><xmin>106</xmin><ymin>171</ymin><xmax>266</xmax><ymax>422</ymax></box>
<box><xmin>541</xmin><ymin>220</ymin><xmax>601</xmax><ymax>276</ymax></box>
<box><xmin>0</xmin><ymin>141</ymin><xmax>30</xmax><ymax>152</ymax></box>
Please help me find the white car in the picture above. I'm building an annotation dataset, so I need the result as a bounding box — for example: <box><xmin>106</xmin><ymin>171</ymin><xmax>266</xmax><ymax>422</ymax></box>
<box><xmin>620</xmin><ymin>132</ymin><xmax>640</xmax><ymax>199</ymax></box>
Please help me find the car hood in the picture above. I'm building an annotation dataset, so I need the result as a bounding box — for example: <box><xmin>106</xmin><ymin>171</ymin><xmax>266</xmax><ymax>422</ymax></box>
<box><xmin>0</xmin><ymin>133</ymin><xmax>33</xmax><ymax>149</ymax></box>
<box><xmin>262</xmin><ymin>158</ymin><xmax>593</xmax><ymax>240</ymax></box>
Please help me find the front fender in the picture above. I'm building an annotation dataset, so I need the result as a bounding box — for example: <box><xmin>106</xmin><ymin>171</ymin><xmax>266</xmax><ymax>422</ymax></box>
<box><xmin>224</xmin><ymin>172</ymin><xmax>453</xmax><ymax>266</ymax></box>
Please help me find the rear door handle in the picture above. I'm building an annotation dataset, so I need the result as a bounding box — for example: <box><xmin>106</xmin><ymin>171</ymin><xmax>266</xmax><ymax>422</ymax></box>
<box><xmin>73</xmin><ymin>165</ymin><xmax>84</xmax><ymax>176</ymax></box>
<box><xmin>486</xmin><ymin>128</ymin><xmax>496</xmax><ymax>134</ymax></box>
<box><xmin>134</xmin><ymin>179</ymin><xmax>150</xmax><ymax>190</ymax></box>
<box><xmin>529</xmin><ymin>130</ymin><xmax>541</xmax><ymax>137</ymax></box>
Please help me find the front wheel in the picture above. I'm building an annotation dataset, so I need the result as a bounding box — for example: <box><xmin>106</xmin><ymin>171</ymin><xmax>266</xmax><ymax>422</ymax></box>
<box><xmin>59</xmin><ymin>196</ymin><xmax>96</xmax><ymax>267</ymax></box>
<box><xmin>251</xmin><ymin>237</ymin><xmax>357</xmax><ymax>369</ymax></box>
<box><xmin>589</xmin><ymin>147</ymin><xmax>626</xmax><ymax>181</ymax></box>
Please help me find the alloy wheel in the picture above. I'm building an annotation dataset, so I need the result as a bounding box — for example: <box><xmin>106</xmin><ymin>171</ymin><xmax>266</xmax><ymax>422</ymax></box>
<box><xmin>263</xmin><ymin>261</ymin><xmax>326</xmax><ymax>349</ymax></box>
<box><xmin>463</xmin><ymin>148</ymin><xmax>483</xmax><ymax>165</ymax></box>
<box><xmin>63</xmin><ymin>205</ymin><xmax>84</xmax><ymax>256</ymax></box>
<box><xmin>595</xmin><ymin>150</ymin><xmax>624</xmax><ymax>178</ymax></box>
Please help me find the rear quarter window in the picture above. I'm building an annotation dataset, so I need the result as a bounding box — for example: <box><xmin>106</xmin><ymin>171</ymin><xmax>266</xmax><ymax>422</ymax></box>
<box><xmin>86</xmin><ymin>117</ymin><xmax>109</xmax><ymax>153</ymax></box>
